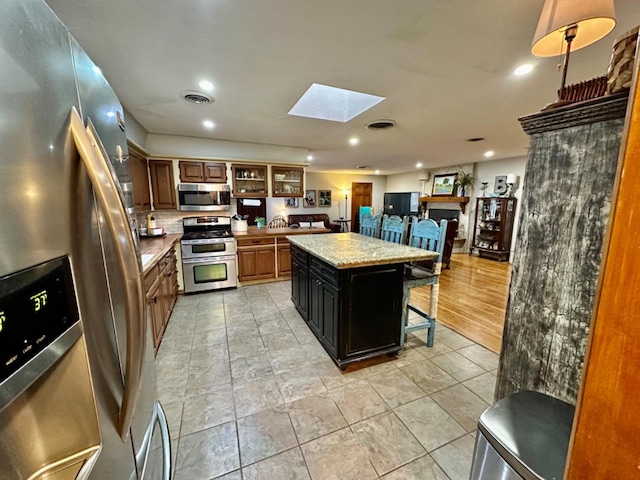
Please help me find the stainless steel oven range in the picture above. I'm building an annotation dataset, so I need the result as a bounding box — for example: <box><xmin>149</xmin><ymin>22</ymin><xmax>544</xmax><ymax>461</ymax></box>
<box><xmin>181</xmin><ymin>216</ymin><xmax>237</xmax><ymax>293</ymax></box>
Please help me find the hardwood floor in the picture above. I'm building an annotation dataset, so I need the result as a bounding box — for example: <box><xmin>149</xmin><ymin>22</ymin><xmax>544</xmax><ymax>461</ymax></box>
<box><xmin>410</xmin><ymin>253</ymin><xmax>511</xmax><ymax>354</ymax></box>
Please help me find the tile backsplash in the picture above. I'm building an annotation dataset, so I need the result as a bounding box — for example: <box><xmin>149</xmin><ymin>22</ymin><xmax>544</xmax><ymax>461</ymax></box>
<box><xmin>137</xmin><ymin>203</ymin><xmax>238</xmax><ymax>235</ymax></box>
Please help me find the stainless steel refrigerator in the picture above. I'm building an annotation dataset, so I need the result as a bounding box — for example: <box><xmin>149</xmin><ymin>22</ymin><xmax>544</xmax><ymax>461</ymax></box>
<box><xmin>0</xmin><ymin>1</ymin><xmax>171</xmax><ymax>478</ymax></box>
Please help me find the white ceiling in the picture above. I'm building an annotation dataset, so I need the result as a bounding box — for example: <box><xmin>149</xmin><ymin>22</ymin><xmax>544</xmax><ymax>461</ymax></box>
<box><xmin>45</xmin><ymin>0</ymin><xmax>638</xmax><ymax>175</ymax></box>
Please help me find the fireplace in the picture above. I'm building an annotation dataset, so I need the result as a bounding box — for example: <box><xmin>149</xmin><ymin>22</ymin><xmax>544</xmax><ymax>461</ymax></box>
<box><xmin>428</xmin><ymin>208</ymin><xmax>459</xmax><ymax>224</ymax></box>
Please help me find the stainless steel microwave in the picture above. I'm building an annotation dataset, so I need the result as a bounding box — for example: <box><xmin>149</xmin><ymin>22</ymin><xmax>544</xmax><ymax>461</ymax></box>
<box><xmin>178</xmin><ymin>183</ymin><xmax>231</xmax><ymax>211</ymax></box>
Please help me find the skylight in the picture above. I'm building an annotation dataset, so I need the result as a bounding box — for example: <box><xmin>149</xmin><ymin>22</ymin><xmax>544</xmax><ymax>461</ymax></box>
<box><xmin>288</xmin><ymin>83</ymin><xmax>385</xmax><ymax>122</ymax></box>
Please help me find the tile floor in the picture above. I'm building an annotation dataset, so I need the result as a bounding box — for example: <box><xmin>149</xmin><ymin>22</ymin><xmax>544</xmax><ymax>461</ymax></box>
<box><xmin>156</xmin><ymin>281</ymin><xmax>499</xmax><ymax>480</ymax></box>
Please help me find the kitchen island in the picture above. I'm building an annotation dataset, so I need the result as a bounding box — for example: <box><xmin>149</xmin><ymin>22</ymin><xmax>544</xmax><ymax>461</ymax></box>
<box><xmin>288</xmin><ymin>233</ymin><xmax>438</xmax><ymax>368</ymax></box>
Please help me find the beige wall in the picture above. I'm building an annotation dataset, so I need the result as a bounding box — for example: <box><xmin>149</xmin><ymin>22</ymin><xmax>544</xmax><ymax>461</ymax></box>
<box><xmin>271</xmin><ymin>172</ymin><xmax>387</xmax><ymax>222</ymax></box>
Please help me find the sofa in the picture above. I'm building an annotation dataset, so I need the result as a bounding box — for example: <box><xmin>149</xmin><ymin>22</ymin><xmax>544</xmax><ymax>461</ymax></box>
<box><xmin>287</xmin><ymin>213</ymin><xmax>340</xmax><ymax>233</ymax></box>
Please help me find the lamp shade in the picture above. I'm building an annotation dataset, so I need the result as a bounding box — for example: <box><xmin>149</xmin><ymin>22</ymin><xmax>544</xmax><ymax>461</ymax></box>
<box><xmin>531</xmin><ymin>0</ymin><xmax>616</xmax><ymax>57</ymax></box>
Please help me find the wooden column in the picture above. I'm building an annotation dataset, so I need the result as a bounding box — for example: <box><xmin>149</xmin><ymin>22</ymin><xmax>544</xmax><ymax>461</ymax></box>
<box><xmin>565</xmin><ymin>62</ymin><xmax>640</xmax><ymax>479</ymax></box>
<box><xmin>496</xmin><ymin>93</ymin><xmax>629</xmax><ymax>403</ymax></box>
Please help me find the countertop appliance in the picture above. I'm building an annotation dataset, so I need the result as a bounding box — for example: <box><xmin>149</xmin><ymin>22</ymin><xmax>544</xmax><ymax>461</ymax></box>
<box><xmin>0</xmin><ymin>1</ymin><xmax>170</xmax><ymax>478</ymax></box>
<box><xmin>178</xmin><ymin>183</ymin><xmax>231</xmax><ymax>211</ymax></box>
<box><xmin>181</xmin><ymin>216</ymin><xmax>238</xmax><ymax>293</ymax></box>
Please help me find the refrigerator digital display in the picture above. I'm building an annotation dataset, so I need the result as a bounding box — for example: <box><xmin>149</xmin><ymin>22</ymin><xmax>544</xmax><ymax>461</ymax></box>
<box><xmin>0</xmin><ymin>257</ymin><xmax>79</xmax><ymax>383</ymax></box>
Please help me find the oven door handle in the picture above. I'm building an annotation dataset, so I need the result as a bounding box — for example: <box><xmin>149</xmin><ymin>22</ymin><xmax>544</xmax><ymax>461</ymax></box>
<box><xmin>70</xmin><ymin>107</ymin><xmax>145</xmax><ymax>442</ymax></box>
<box><xmin>183</xmin><ymin>255</ymin><xmax>236</xmax><ymax>264</ymax></box>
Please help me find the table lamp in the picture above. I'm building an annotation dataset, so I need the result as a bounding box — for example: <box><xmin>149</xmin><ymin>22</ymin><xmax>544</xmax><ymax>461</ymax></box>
<box><xmin>531</xmin><ymin>0</ymin><xmax>616</xmax><ymax>109</ymax></box>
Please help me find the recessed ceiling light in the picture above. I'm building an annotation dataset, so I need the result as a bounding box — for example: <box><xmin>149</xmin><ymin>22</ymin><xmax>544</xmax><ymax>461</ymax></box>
<box><xmin>288</xmin><ymin>83</ymin><xmax>385</xmax><ymax>122</ymax></box>
<box><xmin>307</xmin><ymin>155</ymin><xmax>313</xmax><ymax>161</ymax></box>
<box><xmin>199</xmin><ymin>80</ymin><xmax>214</xmax><ymax>91</ymax></box>
<box><xmin>514</xmin><ymin>64</ymin><xmax>534</xmax><ymax>76</ymax></box>
<box><xmin>203</xmin><ymin>120</ymin><xmax>215</xmax><ymax>129</ymax></box>
<box><xmin>416</xmin><ymin>163</ymin><xmax>422</xmax><ymax>168</ymax></box>
<box><xmin>484</xmin><ymin>150</ymin><xmax>494</xmax><ymax>158</ymax></box>
<box><xmin>349</xmin><ymin>137</ymin><xmax>359</xmax><ymax>146</ymax></box>
<box><xmin>375</xmin><ymin>170</ymin><xmax>380</xmax><ymax>174</ymax></box>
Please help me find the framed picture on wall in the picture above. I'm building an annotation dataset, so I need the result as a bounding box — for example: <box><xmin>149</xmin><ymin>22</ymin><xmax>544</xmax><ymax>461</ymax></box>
<box><xmin>432</xmin><ymin>173</ymin><xmax>457</xmax><ymax>196</ymax></box>
<box><xmin>318</xmin><ymin>190</ymin><xmax>331</xmax><ymax>207</ymax></box>
<box><xmin>285</xmin><ymin>197</ymin><xmax>299</xmax><ymax>208</ymax></box>
<box><xmin>303</xmin><ymin>190</ymin><xmax>316</xmax><ymax>207</ymax></box>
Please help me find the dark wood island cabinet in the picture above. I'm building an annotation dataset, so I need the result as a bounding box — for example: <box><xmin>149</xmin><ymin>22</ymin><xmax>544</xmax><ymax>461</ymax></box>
<box><xmin>288</xmin><ymin>233</ymin><xmax>437</xmax><ymax>368</ymax></box>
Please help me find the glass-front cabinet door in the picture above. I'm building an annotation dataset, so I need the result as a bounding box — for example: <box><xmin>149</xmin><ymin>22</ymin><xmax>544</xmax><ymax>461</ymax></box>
<box><xmin>231</xmin><ymin>164</ymin><xmax>267</xmax><ymax>198</ymax></box>
<box><xmin>271</xmin><ymin>166</ymin><xmax>304</xmax><ymax>197</ymax></box>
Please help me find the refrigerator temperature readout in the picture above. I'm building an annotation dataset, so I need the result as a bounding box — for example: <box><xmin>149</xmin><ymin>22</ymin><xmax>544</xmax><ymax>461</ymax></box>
<box><xmin>0</xmin><ymin>258</ymin><xmax>78</xmax><ymax>383</ymax></box>
<box><xmin>0</xmin><ymin>289</ymin><xmax>48</xmax><ymax>335</ymax></box>
<box><xmin>30</xmin><ymin>290</ymin><xmax>48</xmax><ymax>312</ymax></box>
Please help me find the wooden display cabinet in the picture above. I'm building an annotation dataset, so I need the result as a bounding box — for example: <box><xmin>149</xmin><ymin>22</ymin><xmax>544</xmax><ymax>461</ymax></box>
<box><xmin>470</xmin><ymin>197</ymin><xmax>517</xmax><ymax>262</ymax></box>
<box><xmin>271</xmin><ymin>166</ymin><xmax>303</xmax><ymax>197</ymax></box>
<box><xmin>231</xmin><ymin>164</ymin><xmax>267</xmax><ymax>197</ymax></box>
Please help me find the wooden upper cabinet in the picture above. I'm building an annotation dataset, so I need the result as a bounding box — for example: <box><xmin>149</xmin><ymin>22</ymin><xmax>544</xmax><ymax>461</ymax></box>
<box><xmin>203</xmin><ymin>162</ymin><xmax>227</xmax><ymax>183</ymax></box>
<box><xmin>149</xmin><ymin>160</ymin><xmax>177</xmax><ymax>210</ymax></box>
<box><xmin>179</xmin><ymin>161</ymin><xmax>227</xmax><ymax>183</ymax></box>
<box><xmin>231</xmin><ymin>164</ymin><xmax>268</xmax><ymax>198</ymax></box>
<box><xmin>271</xmin><ymin>166</ymin><xmax>304</xmax><ymax>197</ymax></box>
<box><xmin>128</xmin><ymin>148</ymin><xmax>151</xmax><ymax>211</ymax></box>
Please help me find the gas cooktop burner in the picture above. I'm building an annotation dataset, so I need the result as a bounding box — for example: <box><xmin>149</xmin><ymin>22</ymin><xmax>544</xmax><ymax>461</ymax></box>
<box><xmin>182</xmin><ymin>230</ymin><xmax>234</xmax><ymax>241</ymax></box>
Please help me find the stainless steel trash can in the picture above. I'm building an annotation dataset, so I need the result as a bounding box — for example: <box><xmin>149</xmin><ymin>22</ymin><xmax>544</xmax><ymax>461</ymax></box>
<box><xmin>469</xmin><ymin>390</ymin><xmax>575</xmax><ymax>480</ymax></box>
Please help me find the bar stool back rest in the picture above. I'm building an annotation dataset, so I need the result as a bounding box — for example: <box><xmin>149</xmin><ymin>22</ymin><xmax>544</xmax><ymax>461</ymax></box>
<box><xmin>360</xmin><ymin>214</ymin><xmax>381</xmax><ymax>238</ymax></box>
<box><xmin>380</xmin><ymin>214</ymin><xmax>409</xmax><ymax>244</ymax></box>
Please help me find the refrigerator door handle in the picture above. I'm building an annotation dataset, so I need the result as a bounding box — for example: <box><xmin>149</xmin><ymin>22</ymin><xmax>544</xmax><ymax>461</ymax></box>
<box><xmin>69</xmin><ymin>107</ymin><xmax>145</xmax><ymax>441</ymax></box>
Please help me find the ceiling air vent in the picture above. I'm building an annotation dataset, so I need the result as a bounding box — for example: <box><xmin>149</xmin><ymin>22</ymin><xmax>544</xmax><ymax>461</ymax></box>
<box><xmin>356</xmin><ymin>165</ymin><xmax>369</xmax><ymax>169</ymax></box>
<box><xmin>366</xmin><ymin>119</ymin><xmax>396</xmax><ymax>130</ymax></box>
<box><xmin>179</xmin><ymin>90</ymin><xmax>214</xmax><ymax>104</ymax></box>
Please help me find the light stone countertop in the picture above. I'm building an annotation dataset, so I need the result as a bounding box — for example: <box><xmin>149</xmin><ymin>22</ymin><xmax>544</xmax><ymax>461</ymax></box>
<box><xmin>138</xmin><ymin>234</ymin><xmax>181</xmax><ymax>274</ymax></box>
<box><xmin>233</xmin><ymin>226</ymin><xmax>330</xmax><ymax>237</ymax></box>
<box><xmin>287</xmin><ymin>232</ymin><xmax>438</xmax><ymax>269</ymax></box>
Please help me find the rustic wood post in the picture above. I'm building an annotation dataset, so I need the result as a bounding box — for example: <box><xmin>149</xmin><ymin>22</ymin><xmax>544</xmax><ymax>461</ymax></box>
<box><xmin>496</xmin><ymin>93</ymin><xmax>629</xmax><ymax>403</ymax></box>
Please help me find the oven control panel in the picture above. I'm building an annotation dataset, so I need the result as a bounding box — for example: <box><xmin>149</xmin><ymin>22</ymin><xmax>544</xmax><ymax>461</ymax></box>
<box><xmin>0</xmin><ymin>257</ymin><xmax>79</xmax><ymax>383</ymax></box>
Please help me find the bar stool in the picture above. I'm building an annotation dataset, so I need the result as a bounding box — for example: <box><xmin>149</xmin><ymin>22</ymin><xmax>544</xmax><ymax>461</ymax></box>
<box><xmin>401</xmin><ymin>219</ymin><xmax>447</xmax><ymax>350</ymax></box>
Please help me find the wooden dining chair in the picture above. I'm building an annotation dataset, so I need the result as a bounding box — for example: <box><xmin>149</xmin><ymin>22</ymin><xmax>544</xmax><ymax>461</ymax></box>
<box><xmin>401</xmin><ymin>218</ymin><xmax>448</xmax><ymax>350</ymax></box>
<box><xmin>359</xmin><ymin>213</ymin><xmax>381</xmax><ymax>238</ymax></box>
<box><xmin>380</xmin><ymin>214</ymin><xmax>409</xmax><ymax>244</ymax></box>
<box><xmin>267</xmin><ymin>215</ymin><xmax>288</xmax><ymax>228</ymax></box>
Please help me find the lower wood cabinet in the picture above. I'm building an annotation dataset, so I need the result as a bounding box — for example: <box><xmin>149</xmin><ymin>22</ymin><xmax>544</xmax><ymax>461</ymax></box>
<box><xmin>237</xmin><ymin>238</ymin><xmax>276</xmax><ymax>282</ymax></box>
<box><xmin>290</xmin><ymin>244</ymin><xmax>403</xmax><ymax>368</ymax></box>
<box><xmin>236</xmin><ymin>236</ymin><xmax>293</xmax><ymax>283</ymax></box>
<box><xmin>144</xmin><ymin>248</ymin><xmax>178</xmax><ymax>353</ymax></box>
<box><xmin>277</xmin><ymin>238</ymin><xmax>291</xmax><ymax>276</ymax></box>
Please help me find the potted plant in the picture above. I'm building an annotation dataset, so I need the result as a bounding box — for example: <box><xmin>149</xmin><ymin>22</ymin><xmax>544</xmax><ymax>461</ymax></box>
<box><xmin>456</xmin><ymin>171</ymin><xmax>475</xmax><ymax>197</ymax></box>
<box><xmin>254</xmin><ymin>216</ymin><xmax>266</xmax><ymax>228</ymax></box>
